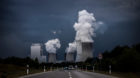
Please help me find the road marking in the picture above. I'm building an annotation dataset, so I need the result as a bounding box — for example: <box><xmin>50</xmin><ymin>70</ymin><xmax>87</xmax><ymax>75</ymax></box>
<box><xmin>69</xmin><ymin>72</ymin><xmax>72</xmax><ymax>78</ymax></box>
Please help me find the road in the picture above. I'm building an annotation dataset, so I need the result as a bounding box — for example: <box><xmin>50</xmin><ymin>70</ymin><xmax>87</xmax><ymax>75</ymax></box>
<box><xmin>21</xmin><ymin>70</ymin><xmax>118</xmax><ymax>78</ymax></box>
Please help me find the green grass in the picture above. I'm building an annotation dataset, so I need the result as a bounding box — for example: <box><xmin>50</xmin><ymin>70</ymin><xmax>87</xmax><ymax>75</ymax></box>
<box><xmin>0</xmin><ymin>64</ymin><xmax>45</xmax><ymax>78</ymax></box>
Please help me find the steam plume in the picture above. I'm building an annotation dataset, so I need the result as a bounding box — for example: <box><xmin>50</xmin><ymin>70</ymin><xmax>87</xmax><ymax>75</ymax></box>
<box><xmin>74</xmin><ymin>10</ymin><xmax>96</xmax><ymax>42</ymax></box>
<box><xmin>45</xmin><ymin>38</ymin><xmax>61</xmax><ymax>53</ymax></box>
<box><xmin>66</xmin><ymin>10</ymin><xmax>100</xmax><ymax>58</ymax></box>
<box><xmin>65</xmin><ymin>42</ymin><xmax>76</xmax><ymax>53</ymax></box>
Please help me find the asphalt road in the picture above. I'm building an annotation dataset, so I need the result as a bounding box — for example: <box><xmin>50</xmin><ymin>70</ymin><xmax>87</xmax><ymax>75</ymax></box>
<box><xmin>21</xmin><ymin>70</ymin><xmax>118</xmax><ymax>78</ymax></box>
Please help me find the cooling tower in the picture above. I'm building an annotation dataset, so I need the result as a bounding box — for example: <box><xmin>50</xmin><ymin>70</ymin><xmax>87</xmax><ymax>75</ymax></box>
<box><xmin>76</xmin><ymin>41</ymin><xmax>93</xmax><ymax>62</ymax></box>
<box><xmin>81</xmin><ymin>42</ymin><xmax>93</xmax><ymax>61</ymax></box>
<box><xmin>48</xmin><ymin>53</ymin><xmax>56</xmax><ymax>63</ymax></box>
<box><xmin>76</xmin><ymin>40</ymin><xmax>83</xmax><ymax>62</ymax></box>
<box><xmin>66</xmin><ymin>53</ymin><xmax>74</xmax><ymax>62</ymax></box>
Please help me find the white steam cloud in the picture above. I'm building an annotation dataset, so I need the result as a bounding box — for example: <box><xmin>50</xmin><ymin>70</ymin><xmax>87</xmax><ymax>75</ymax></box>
<box><xmin>66</xmin><ymin>10</ymin><xmax>99</xmax><ymax>54</ymax></box>
<box><xmin>74</xmin><ymin>10</ymin><xmax>97</xmax><ymax>42</ymax></box>
<box><xmin>45</xmin><ymin>38</ymin><xmax>61</xmax><ymax>53</ymax></box>
<box><xmin>65</xmin><ymin>42</ymin><xmax>76</xmax><ymax>53</ymax></box>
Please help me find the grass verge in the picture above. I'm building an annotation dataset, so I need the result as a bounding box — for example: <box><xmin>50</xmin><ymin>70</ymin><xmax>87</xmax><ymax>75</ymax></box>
<box><xmin>94</xmin><ymin>70</ymin><xmax>140</xmax><ymax>78</ymax></box>
<box><xmin>0</xmin><ymin>64</ymin><xmax>45</xmax><ymax>78</ymax></box>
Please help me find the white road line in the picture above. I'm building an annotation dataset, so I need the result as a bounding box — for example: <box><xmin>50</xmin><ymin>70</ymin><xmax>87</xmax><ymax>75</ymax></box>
<box><xmin>68</xmin><ymin>72</ymin><xmax>72</xmax><ymax>78</ymax></box>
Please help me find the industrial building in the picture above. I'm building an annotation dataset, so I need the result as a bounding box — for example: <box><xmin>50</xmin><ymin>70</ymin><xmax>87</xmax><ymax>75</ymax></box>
<box><xmin>48</xmin><ymin>53</ymin><xmax>56</xmax><ymax>63</ymax></box>
<box><xmin>66</xmin><ymin>53</ymin><xmax>75</xmax><ymax>62</ymax></box>
<box><xmin>82</xmin><ymin>42</ymin><xmax>93</xmax><ymax>61</ymax></box>
<box><xmin>76</xmin><ymin>40</ymin><xmax>93</xmax><ymax>62</ymax></box>
<box><xmin>30</xmin><ymin>43</ymin><xmax>46</xmax><ymax>63</ymax></box>
<box><xmin>75</xmin><ymin>40</ymin><xmax>82</xmax><ymax>62</ymax></box>
<box><xmin>30</xmin><ymin>41</ymin><xmax>93</xmax><ymax>63</ymax></box>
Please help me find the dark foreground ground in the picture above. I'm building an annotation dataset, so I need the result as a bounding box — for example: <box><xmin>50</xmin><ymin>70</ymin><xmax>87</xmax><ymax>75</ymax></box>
<box><xmin>0</xmin><ymin>64</ymin><xmax>43</xmax><ymax>78</ymax></box>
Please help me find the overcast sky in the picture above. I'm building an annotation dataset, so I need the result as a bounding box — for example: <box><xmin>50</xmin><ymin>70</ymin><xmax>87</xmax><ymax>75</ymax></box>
<box><xmin>0</xmin><ymin>0</ymin><xmax>140</xmax><ymax>60</ymax></box>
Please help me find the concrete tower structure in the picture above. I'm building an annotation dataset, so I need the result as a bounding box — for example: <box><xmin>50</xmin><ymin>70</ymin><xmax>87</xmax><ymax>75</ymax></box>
<box><xmin>76</xmin><ymin>40</ymin><xmax>93</xmax><ymax>62</ymax></box>
<box><xmin>31</xmin><ymin>43</ymin><xmax>46</xmax><ymax>63</ymax></box>
<box><xmin>66</xmin><ymin>53</ymin><xmax>74</xmax><ymax>62</ymax></box>
<box><xmin>75</xmin><ymin>40</ymin><xmax>82</xmax><ymax>62</ymax></box>
<box><xmin>48</xmin><ymin>53</ymin><xmax>56</xmax><ymax>63</ymax></box>
<box><xmin>82</xmin><ymin>42</ymin><xmax>93</xmax><ymax>61</ymax></box>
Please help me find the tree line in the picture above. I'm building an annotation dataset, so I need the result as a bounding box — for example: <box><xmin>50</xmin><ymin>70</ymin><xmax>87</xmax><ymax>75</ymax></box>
<box><xmin>85</xmin><ymin>43</ymin><xmax>140</xmax><ymax>72</ymax></box>
<box><xmin>0</xmin><ymin>43</ymin><xmax>140</xmax><ymax>72</ymax></box>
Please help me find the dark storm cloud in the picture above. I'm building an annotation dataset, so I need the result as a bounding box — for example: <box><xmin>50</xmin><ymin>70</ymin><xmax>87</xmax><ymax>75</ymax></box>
<box><xmin>0</xmin><ymin>0</ymin><xmax>140</xmax><ymax>59</ymax></box>
<box><xmin>94</xmin><ymin>18</ymin><xmax>140</xmax><ymax>56</ymax></box>
<box><xmin>0</xmin><ymin>33</ymin><xmax>29</xmax><ymax>57</ymax></box>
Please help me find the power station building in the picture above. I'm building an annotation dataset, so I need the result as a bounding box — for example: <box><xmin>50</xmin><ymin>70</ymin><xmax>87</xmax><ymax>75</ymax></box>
<box><xmin>66</xmin><ymin>53</ymin><xmax>75</xmax><ymax>62</ymax></box>
<box><xmin>30</xmin><ymin>41</ymin><xmax>93</xmax><ymax>63</ymax></box>
<box><xmin>82</xmin><ymin>42</ymin><xmax>93</xmax><ymax>61</ymax></box>
<box><xmin>48</xmin><ymin>53</ymin><xmax>56</xmax><ymax>63</ymax></box>
<box><xmin>76</xmin><ymin>40</ymin><xmax>93</xmax><ymax>62</ymax></box>
<box><xmin>30</xmin><ymin>43</ymin><xmax>46</xmax><ymax>63</ymax></box>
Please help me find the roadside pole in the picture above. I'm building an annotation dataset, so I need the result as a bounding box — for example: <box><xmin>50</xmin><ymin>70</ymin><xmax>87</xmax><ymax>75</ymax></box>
<box><xmin>98</xmin><ymin>53</ymin><xmax>103</xmax><ymax>71</ymax></box>
<box><xmin>27</xmin><ymin>64</ymin><xmax>29</xmax><ymax>75</ymax></box>
<box><xmin>109</xmin><ymin>65</ymin><xmax>111</xmax><ymax>74</ymax></box>
<box><xmin>75</xmin><ymin>65</ymin><xmax>77</xmax><ymax>71</ymax></box>
<box><xmin>93</xmin><ymin>66</ymin><xmax>94</xmax><ymax>72</ymax></box>
<box><xmin>44</xmin><ymin>66</ymin><xmax>46</xmax><ymax>72</ymax></box>
<box><xmin>57</xmin><ymin>66</ymin><xmax>58</xmax><ymax>70</ymax></box>
<box><xmin>51</xmin><ymin>66</ymin><xmax>52</xmax><ymax>71</ymax></box>
<box><xmin>86</xmin><ymin>66</ymin><xmax>87</xmax><ymax>71</ymax></box>
<box><xmin>50</xmin><ymin>67</ymin><xmax>52</xmax><ymax>71</ymax></box>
